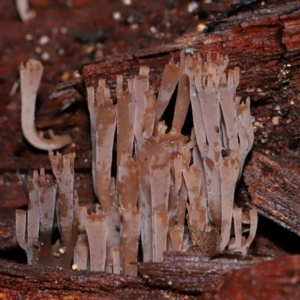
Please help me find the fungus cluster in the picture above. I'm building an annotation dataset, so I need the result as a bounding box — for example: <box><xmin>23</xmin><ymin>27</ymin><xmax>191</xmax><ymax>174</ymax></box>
<box><xmin>16</xmin><ymin>151</ymin><xmax>78</xmax><ymax>268</ymax></box>
<box><xmin>16</xmin><ymin>50</ymin><xmax>257</xmax><ymax>275</ymax></box>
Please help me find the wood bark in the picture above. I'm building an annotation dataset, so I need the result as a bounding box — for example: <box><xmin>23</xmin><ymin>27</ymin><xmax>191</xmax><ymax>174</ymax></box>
<box><xmin>138</xmin><ymin>252</ymin><xmax>264</xmax><ymax>293</ymax></box>
<box><xmin>0</xmin><ymin>259</ymin><xmax>166</xmax><ymax>300</ymax></box>
<box><xmin>0</xmin><ymin>253</ymin><xmax>267</xmax><ymax>299</ymax></box>
<box><xmin>83</xmin><ymin>1</ymin><xmax>300</xmax><ymax>102</ymax></box>
<box><xmin>244</xmin><ymin>151</ymin><xmax>300</xmax><ymax>236</ymax></box>
<box><xmin>215</xmin><ymin>255</ymin><xmax>300</xmax><ymax>300</ymax></box>
<box><xmin>1</xmin><ymin>1</ymin><xmax>300</xmax><ymax>299</ymax></box>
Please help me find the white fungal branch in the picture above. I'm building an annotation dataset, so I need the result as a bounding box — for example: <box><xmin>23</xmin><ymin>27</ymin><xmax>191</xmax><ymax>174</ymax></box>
<box><xmin>49</xmin><ymin>151</ymin><xmax>78</xmax><ymax>269</ymax></box>
<box><xmin>82</xmin><ymin>208</ymin><xmax>107</xmax><ymax>272</ymax></box>
<box><xmin>20</xmin><ymin>59</ymin><xmax>72</xmax><ymax>150</ymax></box>
<box><xmin>15</xmin><ymin>0</ymin><xmax>36</xmax><ymax>22</ymax></box>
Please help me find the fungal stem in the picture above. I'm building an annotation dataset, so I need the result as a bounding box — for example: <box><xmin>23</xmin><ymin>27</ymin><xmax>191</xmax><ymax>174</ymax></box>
<box><xmin>20</xmin><ymin>59</ymin><xmax>72</xmax><ymax>151</ymax></box>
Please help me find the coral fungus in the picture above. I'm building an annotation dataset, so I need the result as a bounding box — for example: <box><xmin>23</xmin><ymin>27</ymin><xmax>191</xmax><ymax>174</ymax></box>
<box><xmin>16</xmin><ymin>50</ymin><xmax>257</xmax><ymax>275</ymax></box>
<box><xmin>20</xmin><ymin>59</ymin><xmax>72</xmax><ymax>150</ymax></box>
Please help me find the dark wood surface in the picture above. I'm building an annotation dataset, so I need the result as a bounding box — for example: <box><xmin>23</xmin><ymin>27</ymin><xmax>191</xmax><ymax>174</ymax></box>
<box><xmin>215</xmin><ymin>255</ymin><xmax>300</xmax><ymax>300</ymax></box>
<box><xmin>244</xmin><ymin>151</ymin><xmax>300</xmax><ymax>236</ymax></box>
<box><xmin>138</xmin><ymin>252</ymin><xmax>264</xmax><ymax>293</ymax></box>
<box><xmin>1</xmin><ymin>1</ymin><xmax>300</xmax><ymax>299</ymax></box>
<box><xmin>0</xmin><ymin>259</ymin><xmax>167</xmax><ymax>300</ymax></box>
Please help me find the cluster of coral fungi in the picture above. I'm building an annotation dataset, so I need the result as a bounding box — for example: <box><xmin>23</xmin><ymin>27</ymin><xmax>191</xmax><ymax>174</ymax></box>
<box><xmin>16</xmin><ymin>51</ymin><xmax>257</xmax><ymax>276</ymax></box>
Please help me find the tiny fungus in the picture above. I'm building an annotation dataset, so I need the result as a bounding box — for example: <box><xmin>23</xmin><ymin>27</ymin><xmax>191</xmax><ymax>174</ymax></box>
<box><xmin>17</xmin><ymin>50</ymin><xmax>257</xmax><ymax>275</ymax></box>
<box><xmin>15</xmin><ymin>0</ymin><xmax>36</xmax><ymax>22</ymax></box>
<box><xmin>16</xmin><ymin>152</ymin><xmax>77</xmax><ymax>268</ymax></box>
<box><xmin>20</xmin><ymin>59</ymin><xmax>72</xmax><ymax>150</ymax></box>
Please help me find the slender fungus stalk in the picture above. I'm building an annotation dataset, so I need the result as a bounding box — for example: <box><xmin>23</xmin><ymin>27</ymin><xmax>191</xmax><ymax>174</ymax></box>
<box><xmin>169</xmin><ymin>225</ymin><xmax>184</xmax><ymax>251</ymax></box>
<box><xmin>150</xmin><ymin>157</ymin><xmax>170</xmax><ymax>261</ymax></box>
<box><xmin>37</xmin><ymin>169</ymin><xmax>57</xmax><ymax>266</ymax></box>
<box><xmin>120</xmin><ymin>206</ymin><xmax>141</xmax><ymax>276</ymax></box>
<box><xmin>20</xmin><ymin>60</ymin><xmax>72</xmax><ymax>151</ymax></box>
<box><xmin>49</xmin><ymin>151</ymin><xmax>77</xmax><ymax>269</ymax></box>
<box><xmin>16</xmin><ymin>169</ymin><xmax>40</xmax><ymax>265</ymax></box>
<box><xmin>73</xmin><ymin>233</ymin><xmax>89</xmax><ymax>270</ymax></box>
<box><xmin>155</xmin><ymin>59</ymin><xmax>181</xmax><ymax>122</ymax></box>
<box><xmin>15</xmin><ymin>0</ymin><xmax>36</xmax><ymax>22</ymax></box>
<box><xmin>83</xmin><ymin>209</ymin><xmax>107</xmax><ymax>272</ymax></box>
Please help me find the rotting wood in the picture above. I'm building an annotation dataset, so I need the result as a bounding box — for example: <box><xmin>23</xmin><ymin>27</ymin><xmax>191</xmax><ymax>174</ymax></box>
<box><xmin>244</xmin><ymin>151</ymin><xmax>300</xmax><ymax>236</ymax></box>
<box><xmin>0</xmin><ymin>253</ymin><xmax>263</xmax><ymax>299</ymax></box>
<box><xmin>1</xmin><ymin>1</ymin><xmax>300</xmax><ymax>299</ymax></box>
<box><xmin>0</xmin><ymin>2</ymin><xmax>298</xmax><ymax>237</ymax></box>
<box><xmin>82</xmin><ymin>1</ymin><xmax>300</xmax><ymax>102</ymax></box>
<box><xmin>138</xmin><ymin>252</ymin><xmax>265</xmax><ymax>293</ymax></box>
<box><xmin>215</xmin><ymin>255</ymin><xmax>300</xmax><ymax>300</ymax></box>
<box><xmin>79</xmin><ymin>1</ymin><xmax>300</xmax><ymax>169</ymax></box>
<box><xmin>0</xmin><ymin>259</ymin><xmax>168</xmax><ymax>300</ymax></box>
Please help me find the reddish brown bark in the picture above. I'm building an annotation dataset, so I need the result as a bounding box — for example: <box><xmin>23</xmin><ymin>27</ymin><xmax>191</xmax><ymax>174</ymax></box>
<box><xmin>1</xmin><ymin>1</ymin><xmax>300</xmax><ymax>299</ymax></box>
<box><xmin>244</xmin><ymin>151</ymin><xmax>300</xmax><ymax>235</ymax></box>
<box><xmin>138</xmin><ymin>252</ymin><xmax>264</xmax><ymax>293</ymax></box>
<box><xmin>216</xmin><ymin>255</ymin><xmax>300</xmax><ymax>300</ymax></box>
<box><xmin>0</xmin><ymin>259</ymin><xmax>165</xmax><ymax>300</ymax></box>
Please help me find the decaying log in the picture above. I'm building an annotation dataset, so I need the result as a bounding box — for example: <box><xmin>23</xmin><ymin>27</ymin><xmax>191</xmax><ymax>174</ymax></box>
<box><xmin>244</xmin><ymin>151</ymin><xmax>300</xmax><ymax>236</ymax></box>
<box><xmin>138</xmin><ymin>252</ymin><xmax>264</xmax><ymax>293</ymax></box>
<box><xmin>0</xmin><ymin>259</ymin><xmax>167</xmax><ymax>300</ymax></box>
<box><xmin>0</xmin><ymin>209</ymin><xmax>17</xmax><ymax>250</ymax></box>
<box><xmin>215</xmin><ymin>255</ymin><xmax>300</xmax><ymax>300</ymax></box>
<box><xmin>83</xmin><ymin>1</ymin><xmax>300</xmax><ymax>102</ymax></box>
<box><xmin>0</xmin><ymin>253</ymin><xmax>265</xmax><ymax>299</ymax></box>
<box><xmin>249</xmin><ymin>215</ymin><xmax>300</xmax><ymax>257</ymax></box>
<box><xmin>2</xmin><ymin>2</ymin><xmax>300</xmax><ymax>299</ymax></box>
<box><xmin>81</xmin><ymin>1</ymin><xmax>300</xmax><ymax>166</ymax></box>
